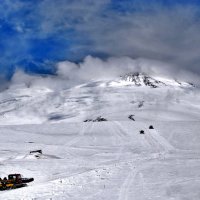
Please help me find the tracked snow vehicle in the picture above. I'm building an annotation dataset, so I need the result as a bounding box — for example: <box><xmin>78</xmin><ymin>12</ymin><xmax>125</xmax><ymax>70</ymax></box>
<box><xmin>0</xmin><ymin>174</ymin><xmax>34</xmax><ymax>190</ymax></box>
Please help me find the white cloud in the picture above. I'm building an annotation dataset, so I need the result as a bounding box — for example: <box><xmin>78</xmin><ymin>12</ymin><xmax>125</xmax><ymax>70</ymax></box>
<box><xmin>10</xmin><ymin>56</ymin><xmax>199</xmax><ymax>91</ymax></box>
<box><xmin>1</xmin><ymin>0</ymin><xmax>200</xmax><ymax>80</ymax></box>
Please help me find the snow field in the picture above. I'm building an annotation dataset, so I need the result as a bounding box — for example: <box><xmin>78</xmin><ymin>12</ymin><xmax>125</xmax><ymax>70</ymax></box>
<box><xmin>0</xmin><ymin>121</ymin><xmax>200</xmax><ymax>199</ymax></box>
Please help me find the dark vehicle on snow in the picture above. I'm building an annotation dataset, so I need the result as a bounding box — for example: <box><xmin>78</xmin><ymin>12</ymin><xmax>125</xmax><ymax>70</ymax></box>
<box><xmin>140</xmin><ymin>130</ymin><xmax>145</xmax><ymax>134</ymax></box>
<box><xmin>149</xmin><ymin>125</ymin><xmax>154</xmax><ymax>129</ymax></box>
<box><xmin>0</xmin><ymin>174</ymin><xmax>34</xmax><ymax>190</ymax></box>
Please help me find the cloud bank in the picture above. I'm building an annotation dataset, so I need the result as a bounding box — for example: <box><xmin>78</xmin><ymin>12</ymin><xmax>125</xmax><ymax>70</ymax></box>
<box><xmin>10</xmin><ymin>56</ymin><xmax>200</xmax><ymax>92</ymax></box>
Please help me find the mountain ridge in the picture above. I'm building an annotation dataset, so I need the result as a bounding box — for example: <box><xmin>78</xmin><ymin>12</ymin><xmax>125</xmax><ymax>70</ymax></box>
<box><xmin>118</xmin><ymin>72</ymin><xmax>194</xmax><ymax>88</ymax></box>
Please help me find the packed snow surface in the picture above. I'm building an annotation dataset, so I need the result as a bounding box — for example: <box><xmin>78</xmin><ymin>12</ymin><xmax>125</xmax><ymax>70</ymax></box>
<box><xmin>0</xmin><ymin>74</ymin><xmax>200</xmax><ymax>199</ymax></box>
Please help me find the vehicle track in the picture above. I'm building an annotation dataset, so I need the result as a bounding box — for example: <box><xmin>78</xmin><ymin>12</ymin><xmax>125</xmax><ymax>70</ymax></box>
<box><xmin>118</xmin><ymin>167</ymin><xmax>137</xmax><ymax>200</ymax></box>
<box><xmin>148</xmin><ymin>129</ymin><xmax>175</xmax><ymax>152</ymax></box>
<box><xmin>66</xmin><ymin>123</ymin><xmax>93</xmax><ymax>147</ymax></box>
<box><xmin>117</xmin><ymin>126</ymin><xmax>176</xmax><ymax>200</ymax></box>
<box><xmin>110</xmin><ymin>122</ymin><xmax>131</xmax><ymax>161</ymax></box>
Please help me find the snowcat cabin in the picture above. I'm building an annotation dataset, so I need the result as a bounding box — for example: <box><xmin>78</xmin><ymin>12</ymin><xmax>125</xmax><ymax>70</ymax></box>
<box><xmin>8</xmin><ymin>174</ymin><xmax>22</xmax><ymax>183</ymax></box>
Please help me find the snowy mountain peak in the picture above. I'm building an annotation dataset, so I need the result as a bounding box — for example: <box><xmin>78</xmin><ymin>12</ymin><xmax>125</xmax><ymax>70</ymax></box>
<box><xmin>119</xmin><ymin>72</ymin><xmax>193</xmax><ymax>88</ymax></box>
<box><xmin>120</xmin><ymin>72</ymin><xmax>165</xmax><ymax>88</ymax></box>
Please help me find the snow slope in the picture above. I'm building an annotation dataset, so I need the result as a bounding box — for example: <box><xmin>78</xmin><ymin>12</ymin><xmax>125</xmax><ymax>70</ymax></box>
<box><xmin>0</xmin><ymin>73</ymin><xmax>200</xmax><ymax>199</ymax></box>
<box><xmin>0</xmin><ymin>73</ymin><xmax>199</xmax><ymax>125</ymax></box>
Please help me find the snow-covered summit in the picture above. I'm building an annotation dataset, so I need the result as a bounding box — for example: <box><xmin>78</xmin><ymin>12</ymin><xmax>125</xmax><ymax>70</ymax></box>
<box><xmin>118</xmin><ymin>72</ymin><xmax>193</xmax><ymax>88</ymax></box>
<box><xmin>120</xmin><ymin>72</ymin><xmax>165</xmax><ymax>88</ymax></box>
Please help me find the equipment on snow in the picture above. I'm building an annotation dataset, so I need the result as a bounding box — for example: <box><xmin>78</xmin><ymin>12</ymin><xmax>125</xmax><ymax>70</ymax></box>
<box><xmin>149</xmin><ymin>125</ymin><xmax>154</xmax><ymax>129</ymax></box>
<box><xmin>0</xmin><ymin>174</ymin><xmax>34</xmax><ymax>190</ymax></box>
<box><xmin>140</xmin><ymin>130</ymin><xmax>145</xmax><ymax>134</ymax></box>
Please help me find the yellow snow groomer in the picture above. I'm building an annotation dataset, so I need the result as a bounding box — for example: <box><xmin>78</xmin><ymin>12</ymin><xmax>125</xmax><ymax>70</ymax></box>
<box><xmin>0</xmin><ymin>174</ymin><xmax>34</xmax><ymax>190</ymax></box>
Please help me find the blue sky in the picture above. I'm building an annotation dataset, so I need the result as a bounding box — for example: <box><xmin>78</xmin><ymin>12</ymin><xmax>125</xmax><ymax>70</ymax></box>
<box><xmin>0</xmin><ymin>0</ymin><xmax>200</xmax><ymax>78</ymax></box>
